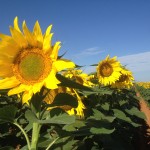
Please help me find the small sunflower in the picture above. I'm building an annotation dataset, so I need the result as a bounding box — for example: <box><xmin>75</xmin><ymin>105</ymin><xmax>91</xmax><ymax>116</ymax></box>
<box><xmin>44</xmin><ymin>87</ymin><xmax>85</xmax><ymax>118</ymax></box>
<box><xmin>97</xmin><ymin>55</ymin><xmax>122</xmax><ymax>86</ymax></box>
<box><xmin>0</xmin><ymin>17</ymin><xmax>75</xmax><ymax>103</ymax></box>
<box><xmin>63</xmin><ymin>69</ymin><xmax>94</xmax><ymax>87</ymax></box>
<box><xmin>112</xmin><ymin>68</ymin><xmax>134</xmax><ymax>89</ymax></box>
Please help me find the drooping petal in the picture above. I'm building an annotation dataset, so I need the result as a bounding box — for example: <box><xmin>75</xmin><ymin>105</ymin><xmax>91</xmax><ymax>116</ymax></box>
<box><xmin>44</xmin><ymin>70</ymin><xmax>60</xmax><ymax>89</ymax></box>
<box><xmin>32</xmin><ymin>81</ymin><xmax>44</xmax><ymax>94</ymax></box>
<box><xmin>8</xmin><ymin>84</ymin><xmax>31</xmax><ymax>96</ymax></box>
<box><xmin>22</xmin><ymin>90</ymin><xmax>33</xmax><ymax>104</ymax></box>
<box><xmin>53</xmin><ymin>59</ymin><xmax>75</xmax><ymax>72</ymax></box>
<box><xmin>0</xmin><ymin>76</ymin><xmax>20</xmax><ymax>89</ymax></box>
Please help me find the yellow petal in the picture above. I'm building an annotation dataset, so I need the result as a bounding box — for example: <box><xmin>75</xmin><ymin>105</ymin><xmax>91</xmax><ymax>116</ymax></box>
<box><xmin>32</xmin><ymin>82</ymin><xmax>44</xmax><ymax>94</ymax></box>
<box><xmin>0</xmin><ymin>34</ymin><xmax>19</xmax><ymax>57</ymax></box>
<box><xmin>0</xmin><ymin>33</ymin><xmax>12</xmax><ymax>41</ymax></box>
<box><xmin>0</xmin><ymin>54</ymin><xmax>13</xmax><ymax>64</ymax></box>
<box><xmin>33</xmin><ymin>21</ymin><xmax>43</xmax><ymax>45</ymax></box>
<box><xmin>22</xmin><ymin>21</ymin><xmax>36</xmax><ymax>46</ymax></box>
<box><xmin>0</xmin><ymin>63</ymin><xmax>13</xmax><ymax>77</ymax></box>
<box><xmin>0</xmin><ymin>76</ymin><xmax>20</xmax><ymax>89</ymax></box>
<box><xmin>67</xmin><ymin>109</ymin><xmax>75</xmax><ymax>115</ymax></box>
<box><xmin>22</xmin><ymin>90</ymin><xmax>33</xmax><ymax>104</ymax></box>
<box><xmin>45</xmin><ymin>25</ymin><xmax>52</xmax><ymax>36</ymax></box>
<box><xmin>14</xmin><ymin>17</ymin><xmax>21</xmax><ymax>33</ymax></box>
<box><xmin>10</xmin><ymin>27</ymin><xmax>28</xmax><ymax>48</ymax></box>
<box><xmin>8</xmin><ymin>84</ymin><xmax>31</xmax><ymax>96</ymax></box>
<box><xmin>50</xmin><ymin>41</ymin><xmax>61</xmax><ymax>61</ymax></box>
<box><xmin>43</xmin><ymin>33</ymin><xmax>53</xmax><ymax>52</ymax></box>
<box><xmin>44</xmin><ymin>71</ymin><xmax>60</xmax><ymax>89</ymax></box>
<box><xmin>53</xmin><ymin>59</ymin><xmax>75</xmax><ymax>72</ymax></box>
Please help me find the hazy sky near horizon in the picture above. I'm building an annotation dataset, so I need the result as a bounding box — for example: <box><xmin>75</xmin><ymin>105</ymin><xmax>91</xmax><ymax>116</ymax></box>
<box><xmin>0</xmin><ymin>0</ymin><xmax>150</xmax><ymax>81</ymax></box>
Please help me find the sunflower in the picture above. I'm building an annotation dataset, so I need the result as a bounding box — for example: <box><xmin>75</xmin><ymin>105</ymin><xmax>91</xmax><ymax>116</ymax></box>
<box><xmin>0</xmin><ymin>17</ymin><xmax>75</xmax><ymax>103</ymax></box>
<box><xmin>44</xmin><ymin>87</ymin><xmax>85</xmax><ymax>118</ymax></box>
<box><xmin>97</xmin><ymin>55</ymin><xmax>122</xmax><ymax>86</ymax></box>
<box><xmin>111</xmin><ymin>68</ymin><xmax>134</xmax><ymax>89</ymax></box>
<box><xmin>63</xmin><ymin>69</ymin><xmax>94</xmax><ymax>87</ymax></box>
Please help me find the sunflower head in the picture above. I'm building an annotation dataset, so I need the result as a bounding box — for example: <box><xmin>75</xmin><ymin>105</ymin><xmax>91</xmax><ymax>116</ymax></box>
<box><xmin>0</xmin><ymin>17</ymin><xmax>75</xmax><ymax>103</ymax></box>
<box><xmin>97</xmin><ymin>55</ymin><xmax>122</xmax><ymax>86</ymax></box>
<box><xmin>44</xmin><ymin>87</ymin><xmax>85</xmax><ymax>118</ymax></box>
<box><xmin>63</xmin><ymin>69</ymin><xmax>94</xmax><ymax>87</ymax></box>
<box><xmin>111</xmin><ymin>68</ymin><xmax>134</xmax><ymax>89</ymax></box>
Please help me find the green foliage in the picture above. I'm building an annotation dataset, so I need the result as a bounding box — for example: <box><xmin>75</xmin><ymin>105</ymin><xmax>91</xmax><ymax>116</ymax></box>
<box><xmin>47</xmin><ymin>93</ymin><xmax>78</xmax><ymax>108</ymax></box>
<box><xmin>0</xmin><ymin>83</ymin><xmax>147</xmax><ymax>149</ymax></box>
<box><xmin>0</xmin><ymin>105</ymin><xmax>17</xmax><ymax>123</ymax></box>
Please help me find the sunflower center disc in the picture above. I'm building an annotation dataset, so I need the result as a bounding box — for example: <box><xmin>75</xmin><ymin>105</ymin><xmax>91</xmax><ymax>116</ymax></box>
<box><xmin>100</xmin><ymin>63</ymin><xmax>113</xmax><ymax>77</ymax></box>
<box><xmin>19</xmin><ymin>53</ymin><xmax>45</xmax><ymax>81</ymax></box>
<box><xmin>13</xmin><ymin>49</ymin><xmax>51</xmax><ymax>84</ymax></box>
<box><xmin>118</xmin><ymin>75</ymin><xmax>127</xmax><ymax>82</ymax></box>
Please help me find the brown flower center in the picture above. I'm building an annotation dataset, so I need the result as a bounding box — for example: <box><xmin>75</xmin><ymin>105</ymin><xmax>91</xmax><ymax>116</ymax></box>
<box><xmin>100</xmin><ymin>63</ymin><xmax>113</xmax><ymax>77</ymax></box>
<box><xmin>118</xmin><ymin>75</ymin><xmax>127</xmax><ymax>82</ymax></box>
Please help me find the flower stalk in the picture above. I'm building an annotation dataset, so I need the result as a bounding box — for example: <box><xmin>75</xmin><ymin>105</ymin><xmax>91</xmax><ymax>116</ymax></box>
<box><xmin>13</xmin><ymin>122</ymin><xmax>31</xmax><ymax>149</ymax></box>
<box><xmin>30</xmin><ymin>122</ymin><xmax>41</xmax><ymax>150</ymax></box>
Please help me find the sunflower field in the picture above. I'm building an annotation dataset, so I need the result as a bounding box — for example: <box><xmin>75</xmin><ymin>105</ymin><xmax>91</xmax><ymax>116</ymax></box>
<box><xmin>0</xmin><ymin>18</ymin><xmax>150</xmax><ymax>150</ymax></box>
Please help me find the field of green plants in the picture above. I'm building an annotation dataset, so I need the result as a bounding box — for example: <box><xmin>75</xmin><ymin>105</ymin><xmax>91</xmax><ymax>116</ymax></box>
<box><xmin>0</xmin><ymin>17</ymin><xmax>150</xmax><ymax>150</ymax></box>
<box><xmin>0</xmin><ymin>75</ymin><xmax>150</xmax><ymax>150</ymax></box>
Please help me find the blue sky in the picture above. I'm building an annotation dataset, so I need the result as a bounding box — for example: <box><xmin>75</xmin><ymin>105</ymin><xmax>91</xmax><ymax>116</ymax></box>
<box><xmin>0</xmin><ymin>0</ymin><xmax>150</xmax><ymax>81</ymax></box>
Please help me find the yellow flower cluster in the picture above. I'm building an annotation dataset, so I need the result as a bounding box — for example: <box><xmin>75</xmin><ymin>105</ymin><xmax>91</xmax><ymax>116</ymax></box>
<box><xmin>0</xmin><ymin>17</ymin><xmax>135</xmax><ymax>118</ymax></box>
<box><xmin>97</xmin><ymin>55</ymin><xmax>134</xmax><ymax>89</ymax></box>
<box><xmin>136</xmin><ymin>82</ymin><xmax>150</xmax><ymax>89</ymax></box>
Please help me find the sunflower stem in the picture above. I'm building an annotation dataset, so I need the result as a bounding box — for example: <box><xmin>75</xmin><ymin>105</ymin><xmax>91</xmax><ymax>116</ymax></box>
<box><xmin>30</xmin><ymin>122</ymin><xmax>41</xmax><ymax>150</ymax></box>
<box><xmin>13</xmin><ymin>122</ymin><xmax>31</xmax><ymax>149</ymax></box>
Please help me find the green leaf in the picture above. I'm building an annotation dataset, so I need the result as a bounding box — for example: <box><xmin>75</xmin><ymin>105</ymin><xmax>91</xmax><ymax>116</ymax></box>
<box><xmin>90</xmin><ymin>127</ymin><xmax>115</xmax><ymax>134</ymax></box>
<box><xmin>0</xmin><ymin>146</ymin><xmax>14</xmax><ymax>150</ymax></box>
<box><xmin>38</xmin><ymin>137</ymin><xmax>55</xmax><ymax>148</ymax></box>
<box><xmin>25</xmin><ymin>109</ymin><xmax>38</xmax><ymax>123</ymax></box>
<box><xmin>30</xmin><ymin>92</ymin><xmax>43</xmax><ymax>114</ymax></box>
<box><xmin>90</xmin><ymin>64</ymin><xmax>98</xmax><ymax>66</ymax></box>
<box><xmin>56</xmin><ymin>74</ymin><xmax>92</xmax><ymax>91</ymax></box>
<box><xmin>113</xmin><ymin>109</ymin><xmax>141</xmax><ymax>127</ymax></box>
<box><xmin>119</xmin><ymin>100</ymin><xmax>127</xmax><ymax>106</ymax></box>
<box><xmin>49</xmin><ymin>108</ymin><xmax>66</xmax><ymax>118</ymax></box>
<box><xmin>58</xmin><ymin>51</ymin><xmax>67</xmax><ymax>59</ymax></box>
<box><xmin>38</xmin><ymin>113</ymin><xmax>75</xmax><ymax>125</ymax></box>
<box><xmin>63</xmin><ymin>120</ymin><xmax>86</xmax><ymax>131</ymax></box>
<box><xmin>0</xmin><ymin>105</ymin><xmax>17</xmax><ymax>123</ymax></box>
<box><xmin>125</xmin><ymin>107</ymin><xmax>146</xmax><ymax>119</ymax></box>
<box><xmin>101</xmin><ymin>103</ymin><xmax>109</xmax><ymax>111</ymax></box>
<box><xmin>113</xmin><ymin>109</ymin><xmax>131</xmax><ymax>122</ymax></box>
<box><xmin>82</xmin><ymin>86</ymin><xmax>113</xmax><ymax>96</ymax></box>
<box><xmin>24</xmin><ymin>109</ymin><xmax>38</xmax><ymax>132</ymax></box>
<box><xmin>51</xmin><ymin>137</ymin><xmax>78</xmax><ymax>150</ymax></box>
<box><xmin>48</xmin><ymin>93</ymin><xmax>78</xmax><ymax>108</ymax></box>
<box><xmin>88</xmin><ymin>109</ymin><xmax>115</xmax><ymax>123</ymax></box>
